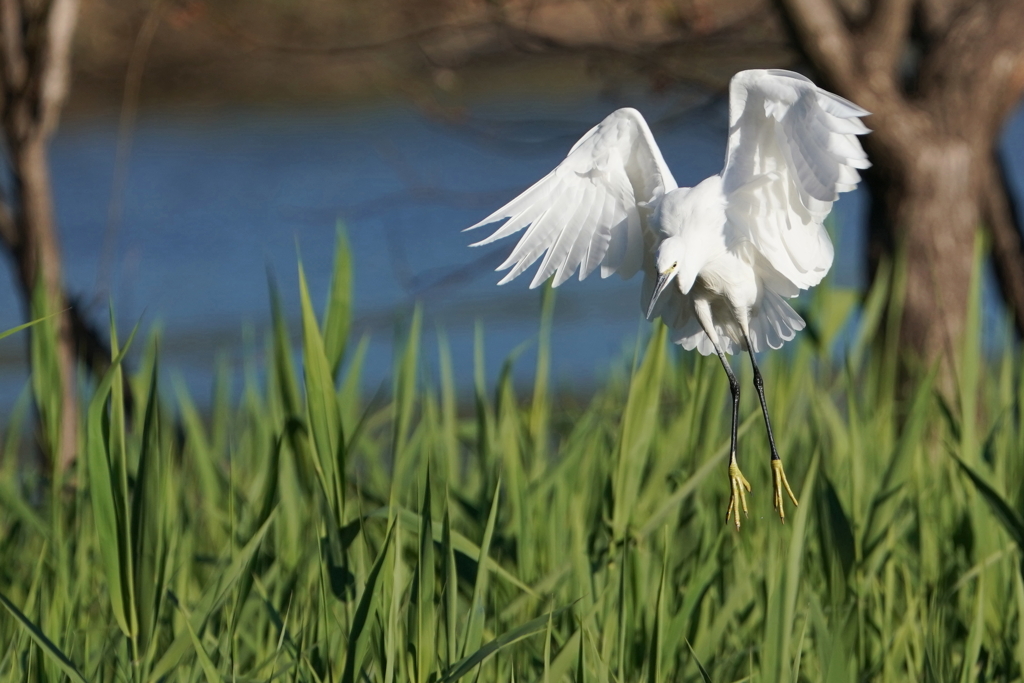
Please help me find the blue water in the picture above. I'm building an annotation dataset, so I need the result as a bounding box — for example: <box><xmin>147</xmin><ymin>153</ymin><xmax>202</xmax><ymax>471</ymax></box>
<box><xmin>0</xmin><ymin>89</ymin><xmax>1021</xmax><ymax>405</ymax></box>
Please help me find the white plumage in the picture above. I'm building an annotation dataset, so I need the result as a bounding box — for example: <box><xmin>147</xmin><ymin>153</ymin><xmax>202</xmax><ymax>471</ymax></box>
<box><xmin>466</xmin><ymin>68</ymin><xmax>869</xmax><ymax>354</ymax></box>
<box><xmin>464</xmin><ymin>69</ymin><xmax>871</xmax><ymax>527</ymax></box>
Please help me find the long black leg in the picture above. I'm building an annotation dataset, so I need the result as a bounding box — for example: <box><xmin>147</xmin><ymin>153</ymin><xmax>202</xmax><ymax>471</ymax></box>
<box><xmin>743</xmin><ymin>332</ymin><xmax>798</xmax><ymax>518</ymax></box>
<box><xmin>712</xmin><ymin>343</ymin><xmax>750</xmax><ymax>528</ymax></box>
<box><xmin>743</xmin><ymin>336</ymin><xmax>780</xmax><ymax>462</ymax></box>
<box><xmin>694</xmin><ymin>300</ymin><xmax>750</xmax><ymax>528</ymax></box>
<box><xmin>714</xmin><ymin>348</ymin><xmax>741</xmax><ymax>461</ymax></box>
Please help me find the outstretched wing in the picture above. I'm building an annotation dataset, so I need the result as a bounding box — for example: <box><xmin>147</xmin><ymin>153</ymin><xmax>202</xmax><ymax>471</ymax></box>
<box><xmin>721</xmin><ymin>69</ymin><xmax>870</xmax><ymax>290</ymax></box>
<box><xmin>466</xmin><ymin>108</ymin><xmax>678</xmax><ymax>288</ymax></box>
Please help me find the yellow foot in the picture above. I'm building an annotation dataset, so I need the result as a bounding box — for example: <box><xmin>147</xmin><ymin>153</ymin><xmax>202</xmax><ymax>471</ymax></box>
<box><xmin>725</xmin><ymin>463</ymin><xmax>751</xmax><ymax>530</ymax></box>
<box><xmin>771</xmin><ymin>459</ymin><xmax>799</xmax><ymax>523</ymax></box>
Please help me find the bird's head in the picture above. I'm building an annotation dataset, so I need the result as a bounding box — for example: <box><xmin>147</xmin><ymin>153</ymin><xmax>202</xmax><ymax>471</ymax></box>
<box><xmin>647</xmin><ymin>235</ymin><xmax>691</xmax><ymax>319</ymax></box>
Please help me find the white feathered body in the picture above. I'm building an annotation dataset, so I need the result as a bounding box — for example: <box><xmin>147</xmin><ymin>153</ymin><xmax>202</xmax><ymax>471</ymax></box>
<box><xmin>465</xmin><ymin>69</ymin><xmax>870</xmax><ymax>355</ymax></box>
<box><xmin>645</xmin><ymin>176</ymin><xmax>808</xmax><ymax>355</ymax></box>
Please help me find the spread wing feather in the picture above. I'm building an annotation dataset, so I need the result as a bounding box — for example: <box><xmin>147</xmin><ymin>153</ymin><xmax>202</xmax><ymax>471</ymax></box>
<box><xmin>466</xmin><ymin>108</ymin><xmax>678</xmax><ymax>288</ymax></box>
<box><xmin>721</xmin><ymin>69</ymin><xmax>871</xmax><ymax>290</ymax></box>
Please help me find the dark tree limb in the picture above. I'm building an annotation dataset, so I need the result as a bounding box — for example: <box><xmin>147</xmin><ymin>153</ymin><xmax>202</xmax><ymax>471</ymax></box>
<box><xmin>776</xmin><ymin>0</ymin><xmax>859</xmax><ymax>93</ymax></box>
<box><xmin>860</xmin><ymin>0</ymin><xmax>913</xmax><ymax>80</ymax></box>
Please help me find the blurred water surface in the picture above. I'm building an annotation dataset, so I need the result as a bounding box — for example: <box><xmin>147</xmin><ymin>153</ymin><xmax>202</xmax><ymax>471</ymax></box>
<box><xmin>0</xmin><ymin>87</ymin><xmax>1021</xmax><ymax>406</ymax></box>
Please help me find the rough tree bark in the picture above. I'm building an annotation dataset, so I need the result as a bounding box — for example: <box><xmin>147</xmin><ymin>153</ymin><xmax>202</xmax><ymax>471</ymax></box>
<box><xmin>0</xmin><ymin>0</ymin><xmax>80</xmax><ymax>472</ymax></box>
<box><xmin>776</xmin><ymin>0</ymin><xmax>1024</xmax><ymax>380</ymax></box>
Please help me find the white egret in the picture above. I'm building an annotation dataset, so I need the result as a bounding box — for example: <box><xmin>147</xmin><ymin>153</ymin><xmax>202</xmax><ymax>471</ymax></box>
<box><xmin>464</xmin><ymin>69</ymin><xmax>870</xmax><ymax>528</ymax></box>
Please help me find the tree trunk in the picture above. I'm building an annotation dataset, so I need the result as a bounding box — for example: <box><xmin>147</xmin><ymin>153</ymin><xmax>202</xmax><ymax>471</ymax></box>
<box><xmin>1</xmin><ymin>0</ymin><xmax>81</xmax><ymax>472</ymax></box>
<box><xmin>886</xmin><ymin>137</ymin><xmax>981</xmax><ymax>376</ymax></box>
<box><xmin>13</xmin><ymin>137</ymin><xmax>79</xmax><ymax>472</ymax></box>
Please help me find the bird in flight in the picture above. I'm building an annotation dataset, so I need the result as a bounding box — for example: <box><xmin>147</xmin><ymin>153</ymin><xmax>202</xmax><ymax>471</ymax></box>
<box><xmin>464</xmin><ymin>69</ymin><xmax>870</xmax><ymax>528</ymax></box>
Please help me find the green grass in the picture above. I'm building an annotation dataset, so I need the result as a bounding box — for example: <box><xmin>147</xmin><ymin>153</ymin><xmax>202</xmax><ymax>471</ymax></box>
<box><xmin>2</xmin><ymin>230</ymin><xmax>1024</xmax><ymax>682</ymax></box>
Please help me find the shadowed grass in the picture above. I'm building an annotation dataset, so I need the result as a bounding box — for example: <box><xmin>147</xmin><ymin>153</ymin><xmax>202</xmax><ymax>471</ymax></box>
<box><xmin>1</xmin><ymin>232</ymin><xmax>1023</xmax><ymax>682</ymax></box>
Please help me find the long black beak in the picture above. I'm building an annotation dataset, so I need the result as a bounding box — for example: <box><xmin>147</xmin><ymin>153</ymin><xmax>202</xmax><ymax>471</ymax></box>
<box><xmin>647</xmin><ymin>271</ymin><xmax>675</xmax><ymax>319</ymax></box>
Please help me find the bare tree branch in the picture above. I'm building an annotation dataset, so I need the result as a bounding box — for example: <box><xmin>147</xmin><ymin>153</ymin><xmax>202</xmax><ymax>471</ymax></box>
<box><xmin>39</xmin><ymin>0</ymin><xmax>79</xmax><ymax>135</ymax></box>
<box><xmin>0</xmin><ymin>0</ymin><xmax>28</xmax><ymax>92</ymax></box>
<box><xmin>0</xmin><ymin>192</ymin><xmax>18</xmax><ymax>248</ymax></box>
<box><xmin>860</xmin><ymin>0</ymin><xmax>914</xmax><ymax>81</ymax></box>
<box><xmin>776</xmin><ymin>0</ymin><xmax>859</xmax><ymax>93</ymax></box>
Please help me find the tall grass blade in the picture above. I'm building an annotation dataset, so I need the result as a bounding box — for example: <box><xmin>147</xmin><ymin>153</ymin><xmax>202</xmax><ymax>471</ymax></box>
<box><xmin>959</xmin><ymin>231</ymin><xmax>985</xmax><ymax>464</ymax></box>
<box><xmin>952</xmin><ymin>454</ymin><xmax>1024</xmax><ymax>551</ymax></box>
<box><xmin>530</xmin><ymin>283</ymin><xmax>554</xmax><ymax>466</ymax></box>
<box><xmin>130</xmin><ymin>358</ymin><xmax>170</xmax><ymax>666</ymax></box>
<box><xmin>417</xmin><ymin>471</ymin><xmax>437</xmax><ymax>683</ymax></box>
<box><xmin>462</xmin><ymin>478</ymin><xmax>502</xmax><ymax>659</ymax></box>
<box><xmin>299</xmin><ymin>261</ymin><xmax>345</xmax><ymax>524</ymax></box>
<box><xmin>441</xmin><ymin>605</ymin><xmax>575</xmax><ymax>683</ymax></box>
<box><xmin>148</xmin><ymin>512</ymin><xmax>276</xmax><ymax>681</ymax></box>
<box><xmin>763</xmin><ymin>452</ymin><xmax>819</xmax><ymax>683</ymax></box>
<box><xmin>684</xmin><ymin>639</ymin><xmax>712</xmax><ymax>683</ymax></box>
<box><xmin>613</xmin><ymin>324</ymin><xmax>667</xmax><ymax>540</ymax></box>
<box><xmin>84</xmin><ymin>320</ymin><xmax>139</xmax><ymax>640</ymax></box>
<box><xmin>323</xmin><ymin>223</ymin><xmax>353</xmax><ymax>378</ymax></box>
<box><xmin>179</xmin><ymin>603</ymin><xmax>225</xmax><ymax>683</ymax></box>
<box><xmin>958</xmin><ymin>574</ymin><xmax>984</xmax><ymax>683</ymax></box>
<box><xmin>341</xmin><ymin>519</ymin><xmax>396</xmax><ymax>683</ymax></box>
<box><xmin>0</xmin><ymin>590</ymin><xmax>88</xmax><ymax>683</ymax></box>
<box><xmin>392</xmin><ymin>305</ymin><xmax>422</xmax><ymax>489</ymax></box>
<box><xmin>443</xmin><ymin>494</ymin><xmax>459</xmax><ymax>669</ymax></box>
<box><xmin>576</xmin><ymin>620</ymin><xmax>586</xmax><ymax>683</ymax></box>
<box><xmin>648</xmin><ymin>533</ymin><xmax>668</xmax><ymax>683</ymax></box>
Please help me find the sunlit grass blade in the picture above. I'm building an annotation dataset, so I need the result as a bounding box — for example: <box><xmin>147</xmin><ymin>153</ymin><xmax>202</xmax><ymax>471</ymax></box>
<box><xmin>763</xmin><ymin>452</ymin><xmax>819</xmax><ymax>683</ymax></box>
<box><xmin>130</xmin><ymin>358</ymin><xmax>170</xmax><ymax>666</ymax></box>
<box><xmin>375</xmin><ymin>505</ymin><xmax>534</xmax><ymax>595</ymax></box>
<box><xmin>684</xmin><ymin>639</ymin><xmax>711</xmax><ymax>683</ymax></box>
<box><xmin>443</xmin><ymin>492</ymin><xmax>458</xmax><ymax>670</ymax></box>
<box><xmin>148</xmin><ymin>512</ymin><xmax>277</xmax><ymax>681</ymax></box>
<box><xmin>952</xmin><ymin>454</ymin><xmax>1024</xmax><ymax>550</ymax></box>
<box><xmin>268</xmin><ymin>269</ymin><xmax>315</xmax><ymax>494</ymax></box>
<box><xmin>231</xmin><ymin>432</ymin><xmax>285</xmax><ymax>637</ymax></box>
<box><xmin>29</xmin><ymin>277</ymin><xmax>62</xmax><ymax>462</ymax></box>
<box><xmin>0</xmin><ymin>310</ymin><xmax>60</xmax><ymax>342</ymax></box>
<box><xmin>84</xmin><ymin>319</ymin><xmax>139</xmax><ymax>640</ymax></box>
<box><xmin>441</xmin><ymin>604</ymin><xmax>575</xmax><ymax>683</ymax></box>
<box><xmin>848</xmin><ymin>256</ymin><xmax>890</xmax><ymax>371</ymax></box>
<box><xmin>0</xmin><ymin>589</ymin><xmax>88</xmax><ymax>683</ymax></box>
<box><xmin>958</xmin><ymin>231</ymin><xmax>986</xmax><ymax>465</ymax></box>
<box><xmin>462</xmin><ymin>477</ymin><xmax>502</xmax><ymax>659</ymax></box>
<box><xmin>613</xmin><ymin>324</ymin><xmax>666</xmax><ymax>540</ymax></box>
<box><xmin>639</xmin><ymin>412</ymin><xmax>757</xmax><ymax>537</ymax></box>
<box><xmin>576</xmin><ymin>620</ymin><xmax>587</xmax><ymax>683</ymax></box>
<box><xmin>323</xmin><ymin>223</ymin><xmax>353</xmax><ymax>378</ymax></box>
<box><xmin>392</xmin><ymin>305</ymin><xmax>422</xmax><ymax>492</ymax></box>
<box><xmin>179</xmin><ymin>602</ymin><xmax>225</xmax><ymax>683</ymax></box>
<box><xmin>341</xmin><ymin>519</ymin><xmax>396</xmax><ymax>683</ymax></box>
<box><xmin>299</xmin><ymin>261</ymin><xmax>345</xmax><ymax>525</ymax></box>
<box><xmin>816</xmin><ymin>472</ymin><xmax>855</xmax><ymax>582</ymax></box>
<box><xmin>530</xmin><ymin>283</ymin><xmax>554</xmax><ymax>466</ymax></box>
<box><xmin>959</xmin><ymin>574</ymin><xmax>984</xmax><ymax>683</ymax></box>
<box><xmin>417</xmin><ymin>471</ymin><xmax>436</xmax><ymax>683</ymax></box>
<box><xmin>648</xmin><ymin>533</ymin><xmax>668</xmax><ymax>683</ymax></box>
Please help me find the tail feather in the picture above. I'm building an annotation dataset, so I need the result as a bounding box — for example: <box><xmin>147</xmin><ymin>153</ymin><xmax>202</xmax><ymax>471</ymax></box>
<box><xmin>747</xmin><ymin>289</ymin><xmax>805</xmax><ymax>353</ymax></box>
